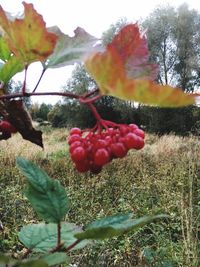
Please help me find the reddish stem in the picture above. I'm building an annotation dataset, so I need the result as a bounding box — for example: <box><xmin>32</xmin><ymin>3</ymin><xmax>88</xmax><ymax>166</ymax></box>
<box><xmin>82</xmin><ymin>88</ymin><xmax>100</xmax><ymax>98</ymax></box>
<box><xmin>32</xmin><ymin>68</ymin><xmax>46</xmax><ymax>93</ymax></box>
<box><xmin>22</xmin><ymin>65</ymin><xmax>28</xmax><ymax>95</ymax></box>
<box><xmin>87</xmin><ymin>102</ymin><xmax>102</xmax><ymax>121</ymax></box>
<box><xmin>80</xmin><ymin>94</ymin><xmax>102</xmax><ymax>104</ymax></box>
<box><xmin>101</xmin><ymin>119</ymin><xmax>118</xmax><ymax>128</ymax></box>
<box><xmin>64</xmin><ymin>239</ymin><xmax>81</xmax><ymax>252</ymax></box>
<box><xmin>57</xmin><ymin>223</ymin><xmax>61</xmax><ymax>247</ymax></box>
<box><xmin>0</xmin><ymin>91</ymin><xmax>80</xmax><ymax>100</ymax></box>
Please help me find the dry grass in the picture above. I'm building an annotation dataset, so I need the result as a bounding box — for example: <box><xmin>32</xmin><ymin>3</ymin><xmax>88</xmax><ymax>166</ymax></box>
<box><xmin>0</xmin><ymin>128</ymin><xmax>69</xmax><ymax>162</ymax></box>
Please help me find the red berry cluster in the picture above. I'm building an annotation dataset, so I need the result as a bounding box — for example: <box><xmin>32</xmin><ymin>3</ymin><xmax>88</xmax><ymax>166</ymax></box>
<box><xmin>68</xmin><ymin>122</ymin><xmax>145</xmax><ymax>174</ymax></box>
<box><xmin>0</xmin><ymin>120</ymin><xmax>17</xmax><ymax>134</ymax></box>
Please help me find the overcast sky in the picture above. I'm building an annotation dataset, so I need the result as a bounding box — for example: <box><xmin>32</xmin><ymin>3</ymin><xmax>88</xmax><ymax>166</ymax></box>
<box><xmin>1</xmin><ymin>0</ymin><xmax>200</xmax><ymax>104</ymax></box>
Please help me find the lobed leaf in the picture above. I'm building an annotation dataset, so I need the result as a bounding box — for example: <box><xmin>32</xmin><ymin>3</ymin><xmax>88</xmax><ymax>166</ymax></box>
<box><xmin>16</xmin><ymin>157</ymin><xmax>69</xmax><ymax>223</ymax></box>
<box><xmin>75</xmin><ymin>213</ymin><xmax>168</xmax><ymax>240</ymax></box>
<box><xmin>18</xmin><ymin>222</ymin><xmax>88</xmax><ymax>252</ymax></box>
<box><xmin>85</xmin><ymin>24</ymin><xmax>195</xmax><ymax>107</ymax></box>
<box><xmin>44</xmin><ymin>26</ymin><xmax>98</xmax><ymax>69</ymax></box>
<box><xmin>0</xmin><ymin>2</ymin><xmax>57</xmax><ymax>65</ymax></box>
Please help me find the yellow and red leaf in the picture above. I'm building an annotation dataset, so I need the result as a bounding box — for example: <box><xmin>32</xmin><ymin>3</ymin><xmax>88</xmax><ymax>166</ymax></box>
<box><xmin>0</xmin><ymin>2</ymin><xmax>58</xmax><ymax>65</ymax></box>
<box><xmin>85</xmin><ymin>24</ymin><xmax>195</xmax><ymax>107</ymax></box>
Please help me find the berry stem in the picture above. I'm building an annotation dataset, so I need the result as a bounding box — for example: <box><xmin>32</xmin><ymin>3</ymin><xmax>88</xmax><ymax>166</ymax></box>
<box><xmin>87</xmin><ymin>102</ymin><xmax>102</xmax><ymax>121</ymax></box>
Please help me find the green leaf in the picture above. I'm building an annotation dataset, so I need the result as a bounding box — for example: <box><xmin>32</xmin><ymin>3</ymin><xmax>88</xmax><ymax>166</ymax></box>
<box><xmin>42</xmin><ymin>252</ymin><xmax>69</xmax><ymax>266</ymax></box>
<box><xmin>16</xmin><ymin>157</ymin><xmax>69</xmax><ymax>223</ymax></box>
<box><xmin>0</xmin><ymin>37</ymin><xmax>11</xmax><ymax>61</ymax></box>
<box><xmin>75</xmin><ymin>213</ymin><xmax>168</xmax><ymax>240</ymax></box>
<box><xmin>44</xmin><ymin>26</ymin><xmax>97</xmax><ymax>69</ymax></box>
<box><xmin>18</xmin><ymin>222</ymin><xmax>88</xmax><ymax>253</ymax></box>
<box><xmin>0</xmin><ymin>56</ymin><xmax>23</xmax><ymax>84</ymax></box>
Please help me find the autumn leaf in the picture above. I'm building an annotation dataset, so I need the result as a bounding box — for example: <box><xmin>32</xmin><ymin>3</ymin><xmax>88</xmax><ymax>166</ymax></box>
<box><xmin>85</xmin><ymin>24</ymin><xmax>195</xmax><ymax>107</ymax></box>
<box><xmin>0</xmin><ymin>2</ymin><xmax>57</xmax><ymax>65</ymax></box>
<box><xmin>0</xmin><ymin>100</ymin><xmax>43</xmax><ymax>147</ymax></box>
<box><xmin>108</xmin><ymin>24</ymin><xmax>158</xmax><ymax>80</ymax></box>
<box><xmin>44</xmin><ymin>26</ymin><xmax>98</xmax><ymax>69</ymax></box>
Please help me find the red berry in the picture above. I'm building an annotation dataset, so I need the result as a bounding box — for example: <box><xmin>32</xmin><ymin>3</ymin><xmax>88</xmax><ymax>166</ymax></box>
<box><xmin>120</xmin><ymin>125</ymin><xmax>129</xmax><ymax>135</ymax></box>
<box><xmin>104</xmin><ymin>136</ymin><xmax>112</xmax><ymax>144</ymax></box>
<box><xmin>124</xmin><ymin>133</ymin><xmax>139</xmax><ymax>149</ymax></box>
<box><xmin>94</xmin><ymin>139</ymin><xmax>107</xmax><ymax>149</ymax></box>
<box><xmin>71</xmin><ymin>146</ymin><xmax>86</xmax><ymax>162</ymax></box>
<box><xmin>69</xmin><ymin>141</ymin><xmax>82</xmax><ymax>153</ymax></box>
<box><xmin>110</xmin><ymin>143</ymin><xmax>127</xmax><ymax>158</ymax></box>
<box><xmin>134</xmin><ymin>137</ymin><xmax>145</xmax><ymax>150</ymax></box>
<box><xmin>70</xmin><ymin>127</ymin><xmax>82</xmax><ymax>135</ymax></box>
<box><xmin>129</xmin><ymin>124</ymin><xmax>138</xmax><ymax>131</ymax></box>
<box><xmin>68</xmin><ymin>134</ymin><xmax>81</xmax><ymax>145</ymax></box>
<box><xmin>0</xmin><ymin>120</ymin><xmax>17</xmax><ymax>133</ymax></box>
<box><xmin>94</xmin><ymin>148</ymin><xmax>110</xmax><ymax>166</ymax></box>
<box><xmin>134</xmin><ymin>128</ymin><xmax>145</xmax><ymax>139</ymax></box>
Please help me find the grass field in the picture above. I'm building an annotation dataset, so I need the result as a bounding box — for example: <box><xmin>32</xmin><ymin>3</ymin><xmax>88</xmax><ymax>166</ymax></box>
<box><xmin>0</xmin><ymin>127</ymin><xmax>199</xmax><ymax>266</ymax></box>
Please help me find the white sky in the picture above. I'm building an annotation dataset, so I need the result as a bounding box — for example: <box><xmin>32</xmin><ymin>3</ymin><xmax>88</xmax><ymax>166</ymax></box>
<box><xmin>0</xmin><ymin>0</ymin><xmax>200</xmax><ymax>104</ymax></box>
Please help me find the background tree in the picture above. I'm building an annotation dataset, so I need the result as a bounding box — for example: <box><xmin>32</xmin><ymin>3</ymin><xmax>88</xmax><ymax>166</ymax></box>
<box><xmin>139</xmin><ymin>4</ymin><xmax>200</xmax><ymax>135</ymax></box>
<box><xmin>142</xmin><ymin>3</ymin><xmax>200</xmax><ymax>92</ymax></box>
<box><xmin>30</xmin><ymin>102</ymin><xmax>53</xmax><ymax>121</ymax></box>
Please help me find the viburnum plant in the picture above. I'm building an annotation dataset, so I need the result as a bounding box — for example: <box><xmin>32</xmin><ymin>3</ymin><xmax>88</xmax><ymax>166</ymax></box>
<box><xmin>0</xmin><ymin>2</ymin><xmax>197</xmax><ymax>267</ymax></box>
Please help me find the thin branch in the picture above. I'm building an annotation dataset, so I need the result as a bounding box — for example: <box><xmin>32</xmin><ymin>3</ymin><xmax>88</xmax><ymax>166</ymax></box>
<box><xmin>82</xmin><ymin>88</ymin><xmax>100</xmax><ymax>98</ymax></box>
<box><xmin>32</xmin><ymin>68</ymin><xmax>46</xmax><ymax>93</ymax></box>
<box><xmin>0</xmin><ymin>91</ymin><xmax>80</xmax><ymax>100</ymax></box>
<box><xmin>79</xmin><ymin>94</ymin><xmax>102</xmax><ymax>104</ymax></box>
<box><xmin>64</xmin><ymin>239</ymin><xmax>81</xmax><ymax>252</ymax></box>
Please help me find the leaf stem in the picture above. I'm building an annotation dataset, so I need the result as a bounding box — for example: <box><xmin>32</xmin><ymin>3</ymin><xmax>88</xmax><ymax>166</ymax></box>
<box><xmin>22</xmin><ymin>65</ymin><xmax>28</xmax><ymax>95</ymax></box>
<box><xmin>57</xmin><ymin>222</ymin><xmax>61</xmax><ymax>247</ymax></box>
<box><xmin>64</xmin><ymin>239</ymin><xmax>81</xmax><ymax>252</ymax></box>
<box><xmin>32</xmin><ymin>68</ymin><xmax>46</xmax><ymax>93</ymax></box>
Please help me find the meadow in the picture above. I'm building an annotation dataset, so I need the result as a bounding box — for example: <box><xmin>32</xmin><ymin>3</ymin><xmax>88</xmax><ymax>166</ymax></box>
<box><xmin>0</xmin><ymin>127</ymin><xmax>199</xmax><ymax>267</ymax></box>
